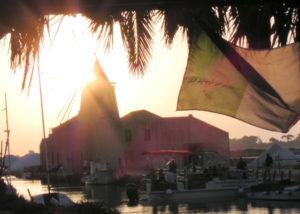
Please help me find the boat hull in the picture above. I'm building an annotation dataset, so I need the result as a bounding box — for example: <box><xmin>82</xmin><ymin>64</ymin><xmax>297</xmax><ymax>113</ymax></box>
<box><xmin>32</xmin><ymin>193</ymin><xmax>74</xmax><ymax>206</ymax></box>
<box><xmin>146</xmin><ymin>188</ymin><xmax>239</xmax><ymax>201</ymax></box>
<box><xmin>142</xmin><ymin>178</ymin><xmax>261</xmax><ymax>202</ymax></box>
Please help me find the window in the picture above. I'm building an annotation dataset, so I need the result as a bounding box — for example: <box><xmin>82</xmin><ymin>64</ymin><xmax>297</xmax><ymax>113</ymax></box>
<box><xmin>144</xmin><ymin>129</ymin><xmax>151</xmax><ymax>141</ymax></box>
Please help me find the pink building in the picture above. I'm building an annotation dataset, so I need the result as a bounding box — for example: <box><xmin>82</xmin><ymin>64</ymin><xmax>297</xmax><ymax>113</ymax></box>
<box><xmin>118</xmin><ymin>110</ymin><xmax>229</xmax><ymax>176</ymax></box>
<box><xmin>40</xmin><ymin>117</ymin><xmax>82</xmax><ymax>175</ymax></box>
<box><xmin>41</xmin><ymin>60</ymin><xmax>229</xmax><ymax>178</ymax></box>
<box><xmin>40</xmin><ymin>60</ymin><xmax>122</xmax><ymax>176</ymax></box>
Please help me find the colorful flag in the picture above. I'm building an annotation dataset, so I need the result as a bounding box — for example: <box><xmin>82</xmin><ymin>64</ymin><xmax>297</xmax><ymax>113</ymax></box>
<box><xmin>177</xmin><ymin>31</ymin><xmax>300</xmax><ymax>132</ymax></box>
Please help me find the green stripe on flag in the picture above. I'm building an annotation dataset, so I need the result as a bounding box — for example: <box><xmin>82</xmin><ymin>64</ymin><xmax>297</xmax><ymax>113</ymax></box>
<box><xmin>178</xmin><ymin>32</ymin><xmax>248</xmax><ymax>116</ymax></box>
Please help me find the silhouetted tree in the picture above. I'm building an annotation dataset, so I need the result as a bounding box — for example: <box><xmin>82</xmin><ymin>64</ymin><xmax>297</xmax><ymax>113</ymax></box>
<box><xmin>0</xmin><ymin>1</ymin><xmax>299</xmax><ymax>90</ymax></box>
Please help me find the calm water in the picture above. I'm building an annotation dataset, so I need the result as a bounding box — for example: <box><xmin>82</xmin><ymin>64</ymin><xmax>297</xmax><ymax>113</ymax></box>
<box><xmin>7</xmin><ymin>177</ymin><xmax>300</xmax><ymax>213</ymax></box>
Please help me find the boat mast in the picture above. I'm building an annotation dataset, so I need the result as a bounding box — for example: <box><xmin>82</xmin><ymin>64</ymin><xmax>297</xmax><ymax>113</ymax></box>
<box><xmin>37</xmin><ymin>63</ymin><xmax>51</xmax><ymax>194</ymax></box>
<box><xmin>4</xmin><ymin>94</ymin><xmax>11</xmax><ymax>185</ymax></box>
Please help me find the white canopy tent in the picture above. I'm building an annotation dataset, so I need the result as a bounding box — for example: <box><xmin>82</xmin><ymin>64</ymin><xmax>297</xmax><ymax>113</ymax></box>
<box><xmin>248</xmin><ymin>143</ymin><xmax>300</xmax><ymax>168</ymax></box>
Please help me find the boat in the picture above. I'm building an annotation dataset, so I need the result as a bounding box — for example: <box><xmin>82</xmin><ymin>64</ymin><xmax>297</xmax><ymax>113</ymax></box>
<box><xmin>141</xmin><ymin>174</ymin><xmax>261</xmax><ymax>201</ymax></box>
<box><xmin>84</xmin><ymin>170</ymin><xmax>114</xmax><ymax>185</ymax></box>
<box><xmin>247</xmin><ymin>185</ymin><xmax>300</xmax><ymax>201</ymax></box>
<box><xmin>83</xmin><ymin>161</ymin><xmax>114</xmax><ymax>185</ymax></box>
<box><xmin>31</xmin><ymin>192</ymin><xmax>74</xmax><ymax>206</ymax></box>
<box><xmin>139</xmin><ymin>149</ymin><xmax>261</xmax><ymax>201</ymax></box>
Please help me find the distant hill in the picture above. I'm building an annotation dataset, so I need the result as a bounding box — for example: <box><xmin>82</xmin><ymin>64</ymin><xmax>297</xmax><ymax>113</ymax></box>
<box><xmin>10</xmin><ymin>152</ymin><xmax>40</xmax><ymax>171</ymax></box>
<box><xmin>230</xmin><ymin>134</ymin><xmax>300</xmax><ymax>152</ymax></box>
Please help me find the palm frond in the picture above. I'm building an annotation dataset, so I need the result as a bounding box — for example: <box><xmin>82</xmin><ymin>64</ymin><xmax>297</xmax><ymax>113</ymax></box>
<box><xmin>160</xmin><ymin>9</ymin><xmax>184</xmax><ymax>46</ymax></box>
<box><xmin>0</xmin><ymin>1</ymin><xmax>299</xmax><ymax>93</ymax></box>
<box><xmin>86</xmin><ymin>12</ymin><xmax>118</xmax><ymax>52</ymax></box>
<box><xmin>229</xmin><ymin>5</ymin><xmax>272</xmax><ymax>48</ymax></box>
<box><xmin>119</xmin><ymin>10</ymin><xmax>154</xmax><ymax>76</ymax></box>
<box><xmin>119</xmin><ymin>11</ymin><xmax>136</xmax><ymax>73</ymax></box>
<box><xmin>227</xmin><ymin>4</ymin><xmax>299</xmax><ymax>48</ymax></box>
<box><xmin>9</xmin><ymin>15</ymin><xmax>46</xmax><ymax>90</ymax></box>
<box><xmin>271</xmin><ymin>5</ymin><xmax>296</xmax><ymax>46</ymax></box>
<box><xmin>133</xmin><ymin>10</ymin><xmax>154</xmax><ymax>76</ymax></box>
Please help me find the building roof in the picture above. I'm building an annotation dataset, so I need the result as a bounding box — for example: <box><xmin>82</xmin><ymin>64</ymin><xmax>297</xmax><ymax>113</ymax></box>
<box><xmin>51</xmin><ymin>115</ymin><xmax>79</xmax><ymax>133</ymax></box>
<box><xmin>80</xmin><ymin>59</ymin><xmax>120</xmax><ymax>120</ymax></box>
<box><xmin>121</xmin><ymin>110</ymin><xmax>227</xmax><ymax>134</ymax></box>
<box><xmin>92</xmin><ymin>59</ymin><xmax>110</xmax><ymax>84</ymax></box>
<box><xmin>121</xmin><ymin>109</ymin><xmax>161</xmax><ymax>121</ymax></box>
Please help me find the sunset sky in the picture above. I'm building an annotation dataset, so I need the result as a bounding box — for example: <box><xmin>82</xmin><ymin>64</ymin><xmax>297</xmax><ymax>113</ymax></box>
<box><xmin>0</xmin><ymin>15</ymin><xmax>299</xmax><ymax>156</ymax></box>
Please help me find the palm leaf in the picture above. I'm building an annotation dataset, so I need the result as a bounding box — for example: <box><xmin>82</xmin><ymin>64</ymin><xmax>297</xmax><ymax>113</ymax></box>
<box><xmin>0</xmin><ymin>1</ymin><xmax>299</xmax><ymax>92</ymax></box>
<box><xmin>119</xmin><ymin>11</ymin><xmax>136</xmax><ymax>73</ymax></box>
<box><xmin>119</xmin><ymin>10</ymin><xmax>154</xmax><ymax>76</ymax></box>
<box><xmin>9</xmin><ymin>15</ymin><xmax>47</xmax><ymax>91</ymax></box>
<box><xmin>160</xmin><ymin>9</ymin><xmax>185</xmax><ymax>46</ymax></box>
<box><xmin>85</xmin><ymin>12</ymin><xmax>119</xmax><ymax>52</ymax></box>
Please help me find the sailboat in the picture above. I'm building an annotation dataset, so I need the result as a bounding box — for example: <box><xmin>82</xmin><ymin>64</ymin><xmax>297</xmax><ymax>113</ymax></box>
<box><xmin>0</xmin><ymin>94</ymin><xmax>16</xmax><ymax>196</ymax></box>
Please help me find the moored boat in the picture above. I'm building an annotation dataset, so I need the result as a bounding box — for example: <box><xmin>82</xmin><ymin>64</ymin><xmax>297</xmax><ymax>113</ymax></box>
<box><xmin>83</xmin><ymin>161</ymin><xmax>115</xmax><ymax>185</ymax></box>
<box><xmin>138</xmin><ymin>149</ymin><xmax>261</xmax><ymax>201</ymax></box>
<box><xmin>142</xmin><ymin>176</ymin><xmax>261</xmax><ymax>201</ymax></box>
<box><xmin>84</xmin><ymin>170</ymin><xmax>114</xmax><ymax>185</ymax></box>
<box><xmin>31</xmin><ymin>192</ymin><xmax>74</xmax><ymax>206</ymax></box>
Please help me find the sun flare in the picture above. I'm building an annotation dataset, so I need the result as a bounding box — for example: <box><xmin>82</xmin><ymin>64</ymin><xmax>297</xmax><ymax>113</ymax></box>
<box><xmin>40</xmin><ymin>48</ymin><xmax>95</xmax><ymax>91</ymax></box>
<box><xmin>37</xmin><ymin>15</ymin><xmax>145</xmax><ymax>124</ymax></box>
<box><xmin>39</xmin><ymin>17</ymin><xmax>97</xmax><ymax>93</ymax></box>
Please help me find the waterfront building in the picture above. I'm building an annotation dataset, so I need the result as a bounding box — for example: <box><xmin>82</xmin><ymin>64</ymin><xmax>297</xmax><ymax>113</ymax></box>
<box><xmin>118</xmin><ymin>110</ymin><xmax>229</xmax><ymax>176</ymax></box>
<box><xmin>39</xmin><ymin>116</ymin><xmax>81</xmax><ymax>175</ymax></box>
<box><xmin>40</xmin><ymin>60</ymin><xmax>230</xmax><ymax>179</ymax></box>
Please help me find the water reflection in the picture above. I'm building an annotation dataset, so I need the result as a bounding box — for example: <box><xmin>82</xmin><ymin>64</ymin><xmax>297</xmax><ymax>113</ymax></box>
<box><xmin>8</xmin><ymin>177</ymin><xmax>300</xmax><ymax>213</ymax></box>
<box><xmin>249</xmin><ymin>200</ymin><xmax>300</xmax><ymax>214</ymax></box>
<box><xmin>140</xmin><ymin>197</ymin><xmax>248</xmax><ymax>214</ymax></box>
<box><xmin>84</xmin><ymin>184</ymin><xmax>126</xmax><ymax>205</ymax></box>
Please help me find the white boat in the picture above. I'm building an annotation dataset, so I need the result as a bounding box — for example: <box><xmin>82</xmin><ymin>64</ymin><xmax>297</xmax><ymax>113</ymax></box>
<box><xmin>142</xmin><ymin>177</ymin><xmax>261</xmax><ymax>201</ymax></box>
<box><xmin>247</xmin><ymin>185</ymin><xmax>300</xmax><ymax>201</ymax></box>
<box><xmin>84</xmin><ymin>170</ymin><xmax>114</xmax><ymax>185</ymax></box>
<box><xmin>83</xmin><ymin>161</ymin><xmax>115</xmax><ymax>185</ymax></box>
<box><xmin>31</xmin><ymin>192</ymin><xmax>74</xmax><ymax>206</ymax></box>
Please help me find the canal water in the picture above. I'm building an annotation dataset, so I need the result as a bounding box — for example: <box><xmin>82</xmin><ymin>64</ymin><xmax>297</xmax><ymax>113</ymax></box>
<box><xmin>8</xmin><ymin>176</ymin><xmax>300</xmax><ymax>213</ymax></box>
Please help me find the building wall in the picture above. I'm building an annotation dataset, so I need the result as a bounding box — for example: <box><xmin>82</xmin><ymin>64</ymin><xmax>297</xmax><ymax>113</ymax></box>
<box><xmin>189</xmin><ymin>116</ymin><xmax>230</xmax><ymax>157</ymax></box>
<box><xmin>41</xmin><ymin>60</ymin><xmax>123</xmax><ymax>176</ymax></box>
<box><xmin>118</xmin><ymin>112</ymin><xmax>229</xmax><ymax>176</ymax></box>
<box><xmin>40</xmin><ymin>116</ymin><xmax>82</xmax><ymax>175</ymax></box>
<box><xmin>41</xmin><ymin>110</ymin><xmax>229</xmax><ymax>177</ymax></box>
<box><xmin>40</xmin><ymin>61</ymin><xmax>229</xmax><ymax>178</ymax></box>
<box><xmin>79</xmin><ymin>60</ymin><xmax>122</xmax><ymax>164</ymax></box>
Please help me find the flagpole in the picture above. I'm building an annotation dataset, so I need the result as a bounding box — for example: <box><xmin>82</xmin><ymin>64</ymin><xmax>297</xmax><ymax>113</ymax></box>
<box><xmin>37</xmin><ymin>63</ymin><xmax>51</xmax><ymax>194</ymax></box>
